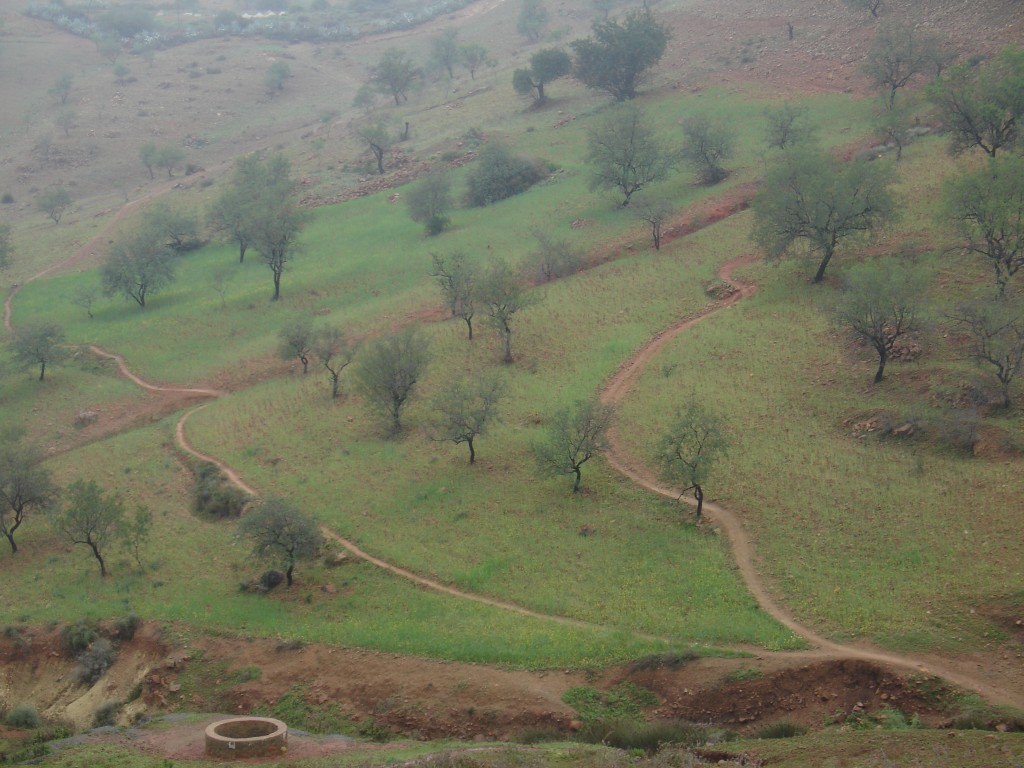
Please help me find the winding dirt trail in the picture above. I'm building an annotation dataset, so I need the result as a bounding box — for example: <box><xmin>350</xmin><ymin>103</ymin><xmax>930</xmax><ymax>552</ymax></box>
<box><xmin>598</xmin><ymin>254</ymin><xmax>1024</xmax><ymax>710</ymax></box>
<box><xmin>7</xmin><ymin>173</ymin><xmax>1021</xmax><ymax>711</ymax></box>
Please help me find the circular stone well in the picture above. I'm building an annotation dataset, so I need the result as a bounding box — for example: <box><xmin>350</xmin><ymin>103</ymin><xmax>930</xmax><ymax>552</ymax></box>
<box><xmin>204</xmin><ymin>717</ymin><xmax>288</xmax><ymax>759</ymax></box>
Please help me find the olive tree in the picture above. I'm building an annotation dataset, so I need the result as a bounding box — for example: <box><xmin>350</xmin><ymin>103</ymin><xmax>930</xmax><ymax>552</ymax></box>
<box><xmin>368</xmin><ymin>48</ymin><xmax>420</xmax><ymax>106</ymax></box>
<box><xmin>237</xmin><ymin>498</ymin><xmax>323</xmax><ymax>587</ymax></box>
<box><xmin>656</xmin><ymin>403</ymin><xmax>728</xmax><ymax>521</ymax></box>
<box><xmin>406</xmin><ymin>172</ymin><xmax>454</xmax><ymax>236</ymax></box>
<box><xmin>101</xmin><ymin>228</ymin><xmax>175</xmax><ymax>308</ymax></box>
<box><xmin>927</xmin><ymin>47</ymin><xmax>1024</xmax><ymax>157</ymax></box>
<box><xmin>571</xmin><ymin>9</ymin><xmax>670</xmax><ymax>102</ymax></box>
<box><xmin>37</xmin><ymin>188</ymin><xmax>71</xmax><ymax>224</ymax></box>
<box><xmin>430</xmin><ymin>28</ymin><xmax>460</xmax><ymax>79</ymax></box>
<box><xmin>356</xmin><ymin>118</ymin><xmax>396</xmax><ymax>176</ymax></box>
<box><xmin>252</xmin><ymin>195</ymin><xmax>308</xmax><ymax>302</ymax></box>
<box><xmin>478</xmin><ymin>259</ymin><xmax>538</xmax><ymax>364</ymax></box>
<box><xmin>631</xmin><ymin>196</ymin><xmax>673</xmax><ymax>250</ymax></box>
<box><xmin>680</xmin><ymin>114</ymin><xmax>735</xmax><ymax>186</ymax></box>
<box><xmin>355</xmin><ymin>328</ymin><xmax>431</xmax><ymax>435</ymax></box>
<box><xmin>764</xmin><ymin>103</ymin><xmax>815</xmax><ymax>150</ymax></box>
<box><xmin>750</xmin><ymin>148</ymin><xmax>897</xmax><ymax>283</ymax></box>
<box><xmin>430</xmin><ymin>374</ymin><xmax>505</xmax><ymax>464</ymax></box>
<box><xmin>0</xmin><ymin>435</ymin><xmax>56</xmax><ymax>554</ymax></box>
<box><xmin>862</xmin><ymin>22</ymin><xmax>948</xmax><ymax>110</ymax></box>
<box><xmin>11</xmin><ymin>323</ymin><xmax>68</xmax><ymax>381</ymax></box>
<box><xmin>943</xmin><ymin>154</ymin><xmax>1024</xmax><ymax>297</ymax></box>
<box><xmin>832</xmin><ymin>259</ymin><xmax>926</xmax><ymax>383</ymax></box>
<box><xmin>585</xmin><ymin>103</ymin><xmax>677</xmax><ymax>206</ymax></box>
<box><xmin>535</xmin><ymin>399</ymin><xmax>613</xmax><ymax>493</ymax></box>
<box><xmin>517</xmin><ymin>0</ymin><xmax>548</xmax><ymax>43</ymax></box>
<box><xmin>50</xmin><ymin>480</ymin><xmax>125</xmax><ymax>577</ymax></box>
<box><xmin>313</xmin><ymin>326</ymin><xmax>356</xmax><ymax>399</ymax></box>
<box><xmin>512</xmin><ymin>48</ymin><xmax>571</xmax><ymax>106</ymax></box>
<box><xmin>429</xmin><ymin>252</ymin><xmax>477</xmax><ymax>339</ymax></box>
<box><xmin>950</xmin><ymin>300</ymin><xmax>1024</xmax><ymax>409</ymax></box>
<box><xmin>278</xmin><ymin>317</ymin><xmax>314</xmax><ymax>374</ymax></box>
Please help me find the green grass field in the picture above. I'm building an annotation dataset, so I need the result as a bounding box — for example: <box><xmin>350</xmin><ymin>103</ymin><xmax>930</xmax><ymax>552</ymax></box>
<box><xmin>3</xmin><ymin>22</ymin><xmax>1022</xmax><ymax>675</ymax></box>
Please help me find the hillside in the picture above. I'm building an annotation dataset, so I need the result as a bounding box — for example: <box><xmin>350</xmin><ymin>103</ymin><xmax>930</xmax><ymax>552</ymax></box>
<box><xmin>2</xmin><ymin>0</ymin><xmax>1024</xmax><ymax>765</ymax></box>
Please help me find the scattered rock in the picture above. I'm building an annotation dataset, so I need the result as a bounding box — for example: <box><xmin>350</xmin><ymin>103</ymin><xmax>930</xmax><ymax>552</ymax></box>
<box><xmin>75</xmin><ymin>410</ymin><xmax>99</xmax><ymax>427</ymax></box>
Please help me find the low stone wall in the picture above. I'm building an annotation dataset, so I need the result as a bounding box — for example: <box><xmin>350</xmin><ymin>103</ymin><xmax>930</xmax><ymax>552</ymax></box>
<box><xmin>204</xmin><ymin>717</ymin><xmax>288</xmax><ymax>759</ymax></box>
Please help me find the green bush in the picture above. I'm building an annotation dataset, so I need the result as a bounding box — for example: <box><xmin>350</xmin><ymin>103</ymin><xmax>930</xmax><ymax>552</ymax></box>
<box><xmin>464</xmin><ymin>143</ymin><xmax>546</xmax><ymax>207</ymax></box>
<box><xmin>193</xmin><ymin>462</ymin><xmax>249</xmax><ymax>519</ymax></box>
<box><xmin>563</xmin><ymin>682</ymin><xmax>658</xmax><ymax>722</ymax></box>
<box><xmin>754</xmin><ymin>721</ymin><xmax>806</xmax><ymax>739</ymax></box>
<box><xmin>5</xmin><ymin>704</ymin><xmax>42</xmax><ymax>729</ymax></box>
<box><xmin>72</xmin><ymin>639</ymin><xmax>117</xmax><ymax>686</ymax></box>
<box><xmin>59</xmin><ymin>620</ymin><xmax>98</xmax><ymax>658</ymax></box>
<box><xmin>113</xmin><ymin>613</ymin><xmax>141</xmax><ymax>641</ymax></box>
<box><xmin>93</xmin><ymin>700</ymin><xmax>123</xmax><ymax>727</ymax></box>
<box><xmin>628</xmin><ymin>652</ymin><xmax>698</xmax><ymax>672</ymax></box>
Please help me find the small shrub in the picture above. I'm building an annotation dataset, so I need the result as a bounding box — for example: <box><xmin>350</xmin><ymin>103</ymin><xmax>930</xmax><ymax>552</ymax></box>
<box><xmin>754</xmin><ymin>721</ymin><xmax>806</xmax><ymax>739</ymax></box>
<box><xmin>724</xmin><ymin>667</ymin><xmax>762</xmax><ymax>682</ymax></box>
<box><xmin>563</xmin><ymin>682</ymin><xmax>657</xmax><ymax>722</ymax></box>
<box><xmin>193</xmin><ymin>462</ymin><xmax>248</xmax><ymax>518</ymax></box>
<box><xmin>6</xmin><ymin>704</ymin><xmax>42</xmax><ymax>729</ymax></box>
<box><xmin>575</xmin><ymin>718</ymin><xmax>709</xmax><ymax>754</ymax></box>
<box><xmin>60</xmin><ymin>620</ymin><xmax>98</xmax><ymax>658</ymax></box>
<box><xmin>464</xmin><ymin>142</ymin><xmax>546</xmax><ymax>207</ymax></box>
<box><xmin>72</xmin><ymin>638</ymin><xmax>117</xmax><ymax>686</ymax></box>
<box><xmin>1</xmin><ymin>193</ymin><xmax>14</xmax><ymax>204</ymax></box>
<box><xmin>514</xmin><ymin>726</ymin><xmax>565</xmax><ymax>744</ymax></box>
<box><xmin>93</xmin><ymin>700</ymin><xmax>123</xmax><ymax>727</ymax></box>
<box><xmin>113</xmin><ymin>613</ymin><xmax>141</xmax><ymax>641</ymax></box>
<box><xmin>527</xmin><ymin>232</ymin><xmax>581</xmax><ymax>282</ymax></box>
<box><xmin>3</xmin><ymin>625</ymin><xmax>30</xmax><ymax>654</ymax></box>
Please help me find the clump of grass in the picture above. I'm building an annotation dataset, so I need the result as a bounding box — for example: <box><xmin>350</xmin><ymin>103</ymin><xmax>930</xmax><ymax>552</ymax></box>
<box><xmin>754</xmin><ymin>721</ymin><xmax>806</xmax><ymax>739</ymax></box>
<box><xmin>562</xmin><ymin>683</ymin><xmax>658</xmax><ymax>722</ymax></box>
<box><xmin>514</xmin><ymin>726</ymin><xmax>566</xmax><ymax>744</ymax></box>
<box><xmin>575</xmin><ymin>718</ymin><xmax>711</xmax><ymax>754</ymax></box>
<box><xmin>253</xmin><ymin>686</ymin><xmax>348</xmax><ymax>735</ymax></box>
<box><xmin>724</xmin><ymin>667</ymin><xmax>762</xmax><ymax>682</ymax></box>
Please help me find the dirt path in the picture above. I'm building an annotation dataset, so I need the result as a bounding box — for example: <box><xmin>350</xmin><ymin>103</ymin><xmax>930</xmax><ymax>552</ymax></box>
<box><xmin>598</xmin><ymin>254</ymin><xmax>1024</xmax><ymax>711</ymax></box>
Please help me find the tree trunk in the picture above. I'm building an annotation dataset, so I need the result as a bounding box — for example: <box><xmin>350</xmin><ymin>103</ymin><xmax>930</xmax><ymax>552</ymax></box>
<box><xmin>4</xmin><ymin>532</ymin><xmax>16</xmax><ymax>554</ymax></box>
<box><xmin>464</xmin><ymin>316</ymin><xmax>473</xmax><ymax>340</ymax></box>
<box><xmin>813</xmin><ymin>243</ymin><xmax>835</xmax><ymax>283</ymax></box>
<box><xmin>468</xmin><ymin>437</ymin><xmax>476</xmax><ymax>464</ymax></box>
<box><xmin>371</xmin><ymin>144</ymin><xmax>385</xmax><ymax>175</ymax></box>
<box><xmin>572</xmin><ymin>466</ymin><xmax>582</xmax><ymax>493</ymax></box>
<box><xmin>693</xmin><ymin>485</ymin><xmax>704</xmax><ymax>521</ymax></box>
<box><xmin>272</xmin><ymin>270</ymin><xmax>282</xmax><ymax>301</ymax></box>
<box><xmin>652</xmin><ymin>223</ymin><xmax>661</xmax><ymax>250</ymax></box>
<box><xmin>90</xmin><ymin>543</ymin><xmax>107</xmax><ymax>577</ymax></box>
<box><xmin>874</xmin><ymin>348</ymin><xmax>887</xmax><ymax>383</ymax></box>
<box><xmin>286</xmin><ymin>562</ymin><xmax>294</xmax><ymax>586</ymax></box>
<box><xmin>331</xmin><ymin>374</ymin><xmax>340</xmax><ymax>399</ymax></box>
<box><xmin>300</xmin><ymin>354</ymin><xmax>309</xmax><ymax>374</ymax></box>
<box><xmin>536</xmin><ymin>82</ymin><xmax>545</xmax><ymax>105</ymax></box>
<box><xmin>502</xmin><ymin>326</ymin><xmax>513</xmax><ymax>364</ymax></box>
<box><xmin>39</xmin><ymin>361</ymin><xmax>46</xmax><ymax>382</ymax></box>
<box><xmin>239</xmin><ymin>241</ymin><xmax>247</xmax><ymax>263</ymax></box>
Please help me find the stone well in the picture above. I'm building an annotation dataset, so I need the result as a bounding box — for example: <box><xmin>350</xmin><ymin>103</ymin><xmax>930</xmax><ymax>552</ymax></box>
<box><xmin>204</xmin><ymin>717</ymin><xmax>288</xmax><ymax>759</ymax></box>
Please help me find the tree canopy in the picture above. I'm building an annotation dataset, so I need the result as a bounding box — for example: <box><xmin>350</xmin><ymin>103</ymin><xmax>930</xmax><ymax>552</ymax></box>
<box><xmin>656</xmin><ymin>403</ymin><xmax>728</xmax><ymax>521</ymax></box>
<box><xmin>237</xmin><ymin>498</ymin><xmax>323</xmax><ymax>587</ymax></box>
<box><xmin>355</xmin><ymin>328</ymin><xmax>431</xmax><ymax>435</ymax></box>
<box><xmin>50</xmin><ymin>480</ymin><xmax>126</xmax><ymax>577</ymax></box>
<box><xmin>11</xmin><ymin>323</ymin><xmax>68</xmax><ymax>381</ymax></box>
<box><xmin>535</xmin><ymin>399</ymin><xmax>613</xmax><ymax>493</ymax></box>
<box><xmin>101</xmin><ymin>227</ymin><xmax>175</xmax><ymax>308</ymax></box>
<box><xmin>368</xmin><ymin>48</ymin><xmax>420</xmax><ymax>106</ymax></box>
<box><xmin>927</xmin><ymin>46</ymin><xmax>1024</xmax><ymax>157</ymax></box>
<box><xmin>943</xmin><ymin>154</ymin><xmax>1024</xmax><ymax>297</ymax></box>
<box><xmin>750</xmin><ymin>148</ymin><xmax>898</xmax><ymax>283</ymax></box>
<box><xmin>585</xmin><ymin>103</ymin><xmax>677</xmax><ymax>206</ymax></box>
<box><xmin>0</xmin><ymin>434</ymin><xmax>56</xmax><ymax>554</ymax></box>
<box><xmin>571</xmin><ymin>9</ymin><xmax>669</xmax><ymax>101</ymax></box>
<box><xmin>512</xmin><ymin>48</ymin><xmax>571</xmax><ymax>106</ymax></box>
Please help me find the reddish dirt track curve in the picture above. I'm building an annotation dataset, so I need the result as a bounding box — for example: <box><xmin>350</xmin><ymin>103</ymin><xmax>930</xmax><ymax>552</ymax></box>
<box><xmin>598</xmin><ymin>254</ymin><xmax>1024</xmax><ymax>711</ymax></box>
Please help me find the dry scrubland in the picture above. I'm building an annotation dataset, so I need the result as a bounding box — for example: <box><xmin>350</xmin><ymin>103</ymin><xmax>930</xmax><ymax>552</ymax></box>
<box><xmin>1</xmin><ymin>0</ymin><xmax>1024</xmax><ymax>764</ymax></box>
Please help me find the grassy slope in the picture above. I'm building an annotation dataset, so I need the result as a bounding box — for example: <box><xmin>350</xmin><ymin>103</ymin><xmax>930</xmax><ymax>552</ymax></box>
<box><xmin>2</xmin><ymin>1</ymin><xmax>1022</xmax><ymax>670</ymax></box>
